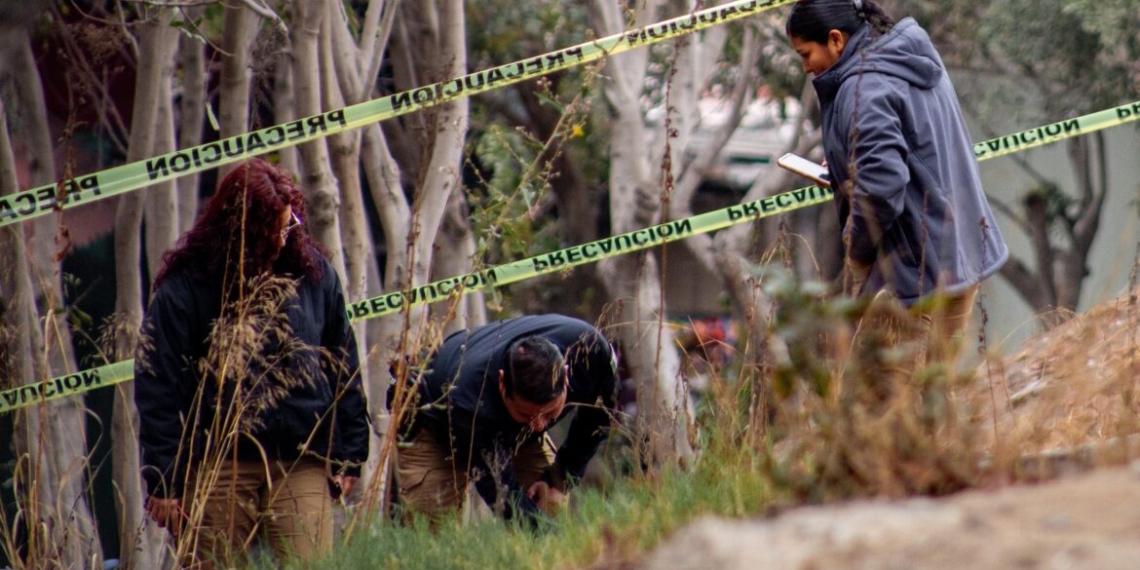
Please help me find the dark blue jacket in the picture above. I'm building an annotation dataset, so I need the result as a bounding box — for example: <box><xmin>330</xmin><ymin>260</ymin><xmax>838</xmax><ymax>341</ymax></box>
<box><xmin>135</xmin><ymin>254</ymin><xmax>369</xmax><ymax>498</ymax></box>
<box><xmin>814</xmin><ymin>18</ymin><xmax>1009</xmax><ymax>304</ymax></box>
<box><xmin>411</xmin><ymin>314</ymin><xmax>617</xmax><ymax>523</ymax></box>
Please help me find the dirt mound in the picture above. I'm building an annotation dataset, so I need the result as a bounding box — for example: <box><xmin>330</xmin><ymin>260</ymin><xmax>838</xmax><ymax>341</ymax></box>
<box><xmin>638</xmin><ymin>464</ymin><xmax>1140</xmax><ymax>570</ymax></box>
<box><xmin>972</xmin><ymin>291</ymin><xmax>1140</xmax><ymax>457</ymax></box>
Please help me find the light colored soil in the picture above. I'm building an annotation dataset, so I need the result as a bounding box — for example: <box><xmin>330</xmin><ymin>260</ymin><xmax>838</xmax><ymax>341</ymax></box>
<box><xmin>638</xmin><ymin>463</ymin><xmax>1140</xmax><ymax>570</ymax></box>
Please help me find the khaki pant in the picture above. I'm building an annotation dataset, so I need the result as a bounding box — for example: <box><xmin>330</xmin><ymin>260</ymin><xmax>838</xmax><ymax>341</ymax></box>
<box><xmin>919</xmin><ymin>285</ymin><xmax>980</xmax><ymax>368</ymax></box>
<box><xmin>186</xmin><ymin>457</ymin><xmax>332</xmax><ymax>569</ymax></box>
<box><xmin>395</xmin><ymin>425</ymin><xmax>555</xmax><ymax>524</ymax></box>
<box><xmin>850</xmin><ymin>285</ymin><xmax>979</xmax><ymax>405</ymax></box>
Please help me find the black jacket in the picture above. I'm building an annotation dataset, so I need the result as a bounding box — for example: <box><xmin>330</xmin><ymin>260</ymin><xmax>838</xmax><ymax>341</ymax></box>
<box><xmin>135</xmin><ymin>254</ymin><xmax>369</xmax><ymax>499</ymax></box>
<box><xmin>411</xmin><ymin>314</ymin><xmax>617</xmax><ymax>522</ymax></box>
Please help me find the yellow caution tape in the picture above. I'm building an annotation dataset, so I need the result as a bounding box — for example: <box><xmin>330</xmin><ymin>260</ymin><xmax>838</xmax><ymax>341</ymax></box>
<box><xmin>1</xmin><ymin>360</ymin><xmax>134</xmax><ymax>414</ymax></box>
<box><xmin>3</xmin><ymin>4</ymin><xmax>1140</xmax><ymax>413</ymax></box>
<box><xmin>0</xmin><ymin>0</ymin><xmax>796</xmax><ymax>229</ymax></box>
<box><xmin>0</xmin><ymin>182</ymin><xmax>833</xmax><ymax>414</ymax></box>
<box><xmin>973</xmin><ymin>101</ymin><xmax>1140</xmax><ymax>159</ymax></box>
<box><xmin>345</xmin><ymin>186</ymin><xmax>835</xmax><ymax>321</ymax></box>
<box><xmin>5</xmin><ymin>103</ymin><xmax>1140</xmax><ymax>413</ymax></box>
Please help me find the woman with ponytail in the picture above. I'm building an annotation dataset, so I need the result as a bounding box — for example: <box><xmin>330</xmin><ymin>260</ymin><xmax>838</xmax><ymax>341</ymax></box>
<box><xmin>785</xmin><ymin>1</ymin><xmax>1008</xmax><ymax>379</ymax></box>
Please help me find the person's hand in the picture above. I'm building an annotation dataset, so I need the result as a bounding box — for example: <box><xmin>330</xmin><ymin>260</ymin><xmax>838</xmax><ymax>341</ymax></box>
<box><xmin>526</xmin><ymin>481</ymin><xmax>567</xmax><ymax>516</ymax></box>
<box><xmin>146</xmin><ymin>496</ymin><xmax>184</xmax><ymax>537</ymax></box>
<box><xmin>334</xmin><ymin>474</ymin><xmax>358</xmax><ymax>502</ymax></box>
<box><xmin>845</xmin><ymin>256</ymin><xmax>871</xmax><ymax>296</ymax></box>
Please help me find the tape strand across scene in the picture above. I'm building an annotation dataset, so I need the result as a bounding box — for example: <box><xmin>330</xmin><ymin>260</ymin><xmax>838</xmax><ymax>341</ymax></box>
<box><xmin>0</xmin><ymin>0</ymin><xmax>797</xmax><ymax>229</ymax></box>
<box><xmin>2</xmin><ymin>8</ymin><xmax>1139</xmax><ymax>412</ymax></box>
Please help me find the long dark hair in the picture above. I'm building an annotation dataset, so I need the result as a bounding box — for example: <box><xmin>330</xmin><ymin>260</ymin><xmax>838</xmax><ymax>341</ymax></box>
<box><xmin>153</xmin><ymin>159</ymin><xmax>324</xmax><ymax>290</ymax></box>
<box><xmin>785</xmin><ymin>0</ymin><xmax>895</xmax><ymax>43</ymax></box>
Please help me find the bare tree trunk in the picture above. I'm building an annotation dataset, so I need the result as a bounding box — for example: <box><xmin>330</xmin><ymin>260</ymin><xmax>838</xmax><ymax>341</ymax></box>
<box><xmin>13</xmin><ymin>34</ymin><xmax>64</xmax><ymax>306</ymax></box>
<box><xmin>112</xmin><ymin>9</ymin><xmax>180</xmax><ymax>569</ymax></box>
<box><xmin>274</xmin><ymin>71</ymin><xmax>301</xmax><ymax>176</ymax></box>
<box><xmin>323</xmin><ymin>4</ymin><xmax>371</xmax><ymax>306</ymax></box>
<box><xmin>413</xmin><ymin>0</ymin><xmax>471</xmax><ymax>330</ymax></box>
<box><xmin>356</xmin><ymin>123</ymin><xmax>413</xmax><ymax>521</ymax></box>
<box><xmin>320</xmin><ymin>0</ymin><xmax>410</xmax><ymax>518</ymax></box>
<box><xmin>407</xmin><ymin>0</ymin><xmax>484</xmax><ymax>333</ymax></box>
<box><xmin>356</xmin><ymin>0</ymin><xmax>399</xmax><ymax>102</ymax></box>
<box><xmin>1060</xmin><ymin>134</ymin><xmax>1108</xmax><ymax>311</ymax></box>
<box><xmin>0</xmin><ymin>107</ymin><xmax>50</xmax><ymax>570</ymax></box>
<box><xmin>321</xmin><ymin>5</ymin><xmax>377</xmax><ymax>444</ymax></box>
<box><xmin>434</xmin><ymin>189</ymin><xmax>487</xmax><ymax>335</ymax></box>
<box><xmin>2</xmin><ymin>26</ymin><xmax>103</xmax><ymax>568</ymax></box>
<box><xmin>591</xmin><ymin>0</ymin><xmax>695</xmax><ymax>467</ymax></box>
<box><xmin>349</xmin><ymin>0</ymin><xmax>470</xmax><ymax>524</ymax></box>
<box><xmin>368</xmin><ymin>0</ymin><xmax>470</xmax><ymax>331</ymax></box>
<box><xmin>291</xmin><ymin>0</ymin><xmax>347</xmax><ymax>275</ymax></box>
<box><xmin>273</xmin><ymin>3</ymin><xmax>299</xmax><ymax>175</ymax></box>
<box><xmin>218</xmin><ymin>3</ymin><xmax>259</xmax><ymax>178</ymax></box>
<box><xmin>997</xmin><ymin>134</ymin><xmax>1109</xmax><ymax>327</ymax></box>
<box><xmin>177</xmin><ymin>24</ymin><xmax>206</xmax><ymax>232</ymax></box>
<box><xmin>145</xmin><ymin>80</ymin><xmax>179</xmax><ymax>278</ymax></box>
<box><xmin>380</xmin><ymin>5</ymin><xmax>428</xmax><ymax>175</ymax></box>
<box><xmin>1</xmin><ymin>90</ymin><xmax>100</xmax><ymax>570</ymax></box>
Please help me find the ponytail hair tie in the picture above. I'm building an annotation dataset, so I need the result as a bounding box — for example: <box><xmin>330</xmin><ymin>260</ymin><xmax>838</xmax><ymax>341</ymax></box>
<box><xmin>853</xmin><ymin>0</ymin><xmax>864</xmax><ymax>15</ymax></box>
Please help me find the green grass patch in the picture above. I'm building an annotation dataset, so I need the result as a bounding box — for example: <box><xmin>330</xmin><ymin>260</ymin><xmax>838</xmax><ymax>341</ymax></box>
<box><xmin>287</xmin><ymin>429</ymin><xmax>779</xmax><ymax>570</ymax></box>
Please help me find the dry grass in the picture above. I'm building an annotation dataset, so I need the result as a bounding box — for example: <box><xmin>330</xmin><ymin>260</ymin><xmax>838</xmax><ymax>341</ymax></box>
<box><xmin>970</xmin><ymin>290</ymin><xmax>1140</xmax><ymax>475</ymax></box>
<box><xmin>750</xmin><ymin>281</ymin><xmax>1140</xmax><ymax>507</ymax></box>
<box><xmin>200</xmin><ymin>273</ymin><xmax>316</xmax><ymax>433</ymax></box>
<box><xmin>741</xmin><ymin>276</ymin><xmax>984</xmax><ymax>504</ymax></box>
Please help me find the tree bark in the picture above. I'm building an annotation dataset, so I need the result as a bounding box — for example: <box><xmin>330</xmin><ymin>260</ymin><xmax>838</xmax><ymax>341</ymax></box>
<box><xmin>218</xmin><ymin>3</ymin><xmax>259</xmax><ymax>178</ymax></box>
<box><xmin>412</xmin><ymin>0</ymin><xmax>473</xmax><ymax>329</ymax></box>
<box><xmin>995</xmin><ymin>134</ymin><xmax>1109</xmax><ymax>326</ymax></box>
<box><xmin>177</xmin><ymin>24</ymin><xmax>206</xmax><ymax>233</ymax></box>
<box><xmin>424</xmin><ymin>0</ymin><xmax>483</xmax><ymax>333</ymax></box>
<box><xmin>112</xmin><ymin>8</ymin><xmax>180</xmax><ymax>568</ymax></box>
<box><xmin>145</xmin><ymin>80</ymin><xmax>179</xmax><ymax>279</ymax></box>
<box><xmin>273</xmin><ymin>27</ymin><xmax>300</xmax><ymax>175</ymax></box>
<box><xmin>1060</xmin><ymin>134</ymin><xmax>1107</xmax><ymax>312</ymax></box>
<box><xmin>291</xmin><ymin>0</ymin><xmax>348</xmax><ymax>276</ymax></box>
<box><xmin>2</xmin><ymin>25</ymin><xmax>103</xmax><ymax>569</ymax></box>
<box><xmin>323</xmin><ymin>4</ymin><xmax>371</xmax><ymax>306</ymax></box>
<box><xmin>347</xmin><ymin>0</ymin><xmax>472</xmax><ymax>524</ymax></box>
<box><xmin>380</xmin><ymin>5</ymin><xmax>429</xmax><ymax>179</ymax></box>
<box><xmin>321</xmin><ymin>5</ymin><xmax>376</xmax><ymax>437</ymax></box>
<box><xmin>1</xmin><ymin>90</ymin><xmax>102</xmax><ymax>570</ymax></box>
<box><xmin>355</xmin><ymin>123</ymin><xmax>412</xmax><ymax>522</ymax></box>
<box><xmin>434</xmin><ymin>188</ymin><xmax>487</xmax><ymax>335</ymax></box>
<box><xmin>591</xmin><ymin>0</ymin><xmax>696</xmax><ymax>467</ymax></box>
<box><xmin>356</xmin><ymin>0</ymin><xmax>400</xmax><ymax>103</ymax></box>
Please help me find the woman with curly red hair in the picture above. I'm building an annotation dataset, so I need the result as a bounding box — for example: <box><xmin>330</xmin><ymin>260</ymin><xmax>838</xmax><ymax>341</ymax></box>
<box><xmin>135</xmin><ymin>158</ymin><xmax>369</xmax><ymax>568</ymax></box>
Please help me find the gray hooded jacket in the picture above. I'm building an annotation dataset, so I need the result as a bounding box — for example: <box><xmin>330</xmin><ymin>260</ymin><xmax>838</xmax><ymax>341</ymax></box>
<box><xmin>813</xmin><ymin>18</ymin><xmax>1008</xmax><ymax>305</ymax></box>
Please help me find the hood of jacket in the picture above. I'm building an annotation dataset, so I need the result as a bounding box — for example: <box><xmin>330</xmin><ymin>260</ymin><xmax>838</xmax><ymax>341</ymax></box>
<box><xmin>813</xmin><ymin>18</ymin><xmax>943</xmax><ymax>105</ymax></box>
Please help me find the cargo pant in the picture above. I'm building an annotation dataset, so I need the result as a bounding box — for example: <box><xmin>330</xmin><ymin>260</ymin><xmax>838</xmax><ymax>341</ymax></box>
<box><xmin>849</xmin><ymin>284</ymin><xmax>979</xmax><ymax>406</ymax></box>
<box><xmin>394</xmin><ymin>425</ymin><xmax>556</xmax><ymax>525</ymax></box>
<box><xmin>185</xmin><ymin>457</ymin><xmax>333</xmax><ymax>569</ymax></box>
